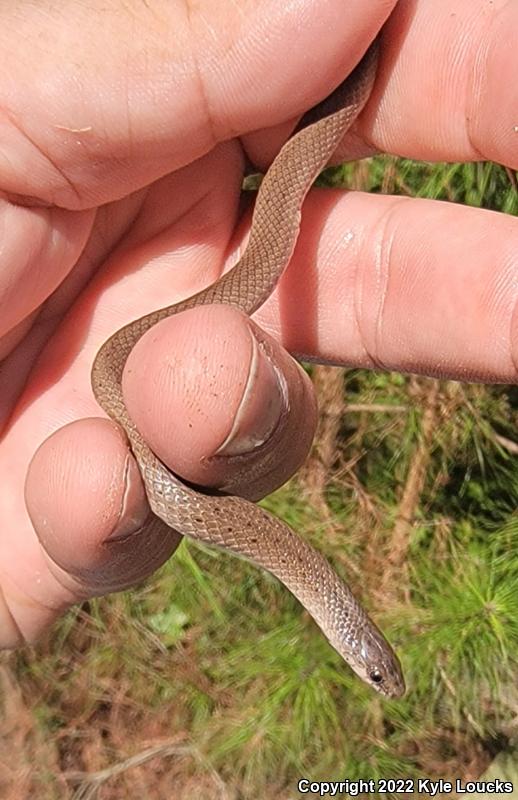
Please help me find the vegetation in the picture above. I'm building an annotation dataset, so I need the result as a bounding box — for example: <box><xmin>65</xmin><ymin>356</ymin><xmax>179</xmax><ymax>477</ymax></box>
<box><xmin>1</xmin><ymin>160</ymin><xmax>516</xmax><ymax>799</ymax></box>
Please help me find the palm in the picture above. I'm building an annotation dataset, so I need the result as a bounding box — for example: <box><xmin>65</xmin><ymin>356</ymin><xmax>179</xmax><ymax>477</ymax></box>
<box><xmin>0</xmin><ymin>142</ymin><xmax>244</xmax><ymax>641</ymax></box>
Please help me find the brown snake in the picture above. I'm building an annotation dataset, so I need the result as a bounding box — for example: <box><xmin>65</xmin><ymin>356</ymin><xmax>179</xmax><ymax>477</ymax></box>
<box><xmin>91</xmin><ymin>38</ymin><xmax>405</xmax><ymax>698</ymax></box>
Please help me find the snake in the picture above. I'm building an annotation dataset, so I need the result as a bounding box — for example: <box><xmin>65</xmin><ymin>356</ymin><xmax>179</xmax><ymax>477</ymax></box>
<box><xmin>91</xmin><ymin>36</ymin><xmax>405</xmax><ymax>699</ymax></box>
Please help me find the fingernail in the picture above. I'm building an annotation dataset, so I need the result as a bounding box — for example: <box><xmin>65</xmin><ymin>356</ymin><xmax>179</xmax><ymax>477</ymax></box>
<box><xmin>214</xmin><ymin>326</ymin><xmax>288</xmax><ymax>456</ymax></box>
<box><xmin>108</xmin><ymin>452</ymin><xmax>150</xmax><ymax>540</ymax></box>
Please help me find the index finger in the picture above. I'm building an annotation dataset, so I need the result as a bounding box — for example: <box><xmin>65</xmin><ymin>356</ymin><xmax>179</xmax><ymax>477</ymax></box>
<box><xmin>368</xmin><ymin>0</ymin><xmax>518</xmax><ymax>168</ymax></box>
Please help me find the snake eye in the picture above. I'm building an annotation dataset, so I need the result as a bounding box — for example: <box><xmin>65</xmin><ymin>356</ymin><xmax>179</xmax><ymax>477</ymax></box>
<box><xmin>369</xmin><ymin>669</ymin><xmax>384</xmax><ymax>684</ymax></box>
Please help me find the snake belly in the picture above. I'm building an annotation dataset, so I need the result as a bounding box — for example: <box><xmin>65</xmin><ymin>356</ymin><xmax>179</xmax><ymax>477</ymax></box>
<box><xmin>91</xmin><ymin>38</ymin><xmax>405</xmax><ymax>698</ymax></box>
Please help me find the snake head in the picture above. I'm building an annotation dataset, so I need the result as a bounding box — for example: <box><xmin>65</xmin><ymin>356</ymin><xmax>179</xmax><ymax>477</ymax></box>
<box><xmin>351</xmin><ymin>625</ymin><xmax>406</xmax><ymax>699</ymax></box>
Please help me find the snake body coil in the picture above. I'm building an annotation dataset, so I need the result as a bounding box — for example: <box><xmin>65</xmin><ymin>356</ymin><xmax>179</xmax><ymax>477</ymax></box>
<box><xmin>92</xmin><ymin>38</ymin><xmax>405</xmax><ymax>698</ymax></box>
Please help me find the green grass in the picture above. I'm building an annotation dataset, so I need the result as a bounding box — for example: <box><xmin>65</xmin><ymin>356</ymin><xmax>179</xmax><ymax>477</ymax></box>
<box><xmin>2</xmin><ymin>159</ymin><xmax>517</xmax><ymax>798</ymax></box>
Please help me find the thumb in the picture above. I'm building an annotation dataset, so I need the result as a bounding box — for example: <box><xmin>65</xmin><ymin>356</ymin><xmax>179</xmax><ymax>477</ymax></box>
<box><xmin>122</xmin><ymin>304</ymin><xmax>318</xmax><ymax>501</ymax></box>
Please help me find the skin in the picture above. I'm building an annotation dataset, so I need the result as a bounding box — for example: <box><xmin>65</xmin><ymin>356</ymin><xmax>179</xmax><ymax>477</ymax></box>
<box><xmin>0</xmin><ymin>0</ymin><xmax>517</xmax><ymax>648</ymax></box>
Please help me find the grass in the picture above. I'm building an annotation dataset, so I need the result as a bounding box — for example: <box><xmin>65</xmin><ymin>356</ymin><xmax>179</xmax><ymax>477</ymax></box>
<box><xmin>1</xmin><ymin>159</ymin><xmax>517</xmax><ymax>799</ymax></box>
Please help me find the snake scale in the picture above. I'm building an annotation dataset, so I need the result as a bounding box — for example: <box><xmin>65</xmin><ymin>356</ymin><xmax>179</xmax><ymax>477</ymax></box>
<box><xmin>91</xmin><ymin>36</ymin><xmax>405</xmax><ymax>698</ymax></box>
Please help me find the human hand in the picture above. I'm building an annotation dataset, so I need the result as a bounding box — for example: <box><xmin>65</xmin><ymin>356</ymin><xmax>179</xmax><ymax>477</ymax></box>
<box><xmin>0</xmin><ymin>0</ymin><xmax>516</xmax><ymax>647</ymax></box>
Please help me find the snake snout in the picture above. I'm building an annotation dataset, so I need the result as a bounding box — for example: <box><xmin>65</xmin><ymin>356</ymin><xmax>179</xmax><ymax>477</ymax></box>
<box><xmin>357</xmin><ymin>627</ymin><xmax>406</xmax><ymax>699</ymax></box>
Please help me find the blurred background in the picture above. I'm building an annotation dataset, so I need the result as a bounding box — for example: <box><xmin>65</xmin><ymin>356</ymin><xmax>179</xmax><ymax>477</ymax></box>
<box><xmin>1</xmin><ymin>158</ymin><xmax>517</xmax><ymax>799</ymax></box>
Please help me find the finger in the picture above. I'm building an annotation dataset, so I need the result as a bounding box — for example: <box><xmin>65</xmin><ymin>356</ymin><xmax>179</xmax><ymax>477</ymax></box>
<box><xmin>0</xmin><ymin>191</ymin><xmax>147</xmax><ymax>427</ymax></box>
<box><xmin>252</xmin><ymin>189</ymin><xmax>518</xmax><ymax>383</ymax></box>
<box><xmin>0</xmin><ymin>0</ymin><xmax>392</xmax><ymax>366</ymax></box>
<box><xmin>24</xmin><ymin>419</ymin><xmax>181</xmax><ymax>598</ymax></box>
<box><xmin>0</xmin><ymin>0</ymin><xmax>393</xmax><ymax>208</ymax></box>
<box><xmin>366</xmin><ymin>0</ymin><xmax>518</xmax><ymax>168</ymax></box>
<box><xmin>0</xmin><ymin>199</ymin><xmax>93</xmax><ymax>350</ymax></box>
<box><xmin>122</xmin><ymin>304</ymin><xmax>317</xmax><ymax>501</ymax></box>
<box><xmin>22</xmin><ymin>307</ymin><xmax>317</xmax><ymax>618</ymax></box>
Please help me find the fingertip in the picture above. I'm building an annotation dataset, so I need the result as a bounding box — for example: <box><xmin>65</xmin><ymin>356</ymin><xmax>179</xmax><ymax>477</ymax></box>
<box><xmin>25</xmin><ymin>418</ymin><xmax>176</xmax><ymax>593</ymax></box>
<box><xmin>123</xmin><ymin>304</ymin><xmax>317</xmax><ymax>500</ymax></box>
